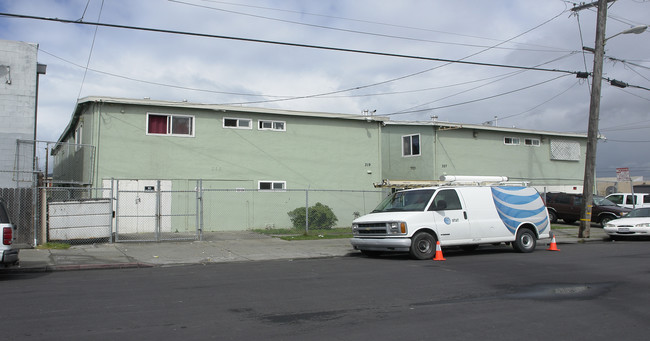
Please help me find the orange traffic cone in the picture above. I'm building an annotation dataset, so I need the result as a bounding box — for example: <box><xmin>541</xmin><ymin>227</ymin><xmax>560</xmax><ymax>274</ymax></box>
<box><xmin>547</xmin><ymin>235</ymin><xmax>560</xmax><ymax>251</ymax></box>
<box><xmin>433</xmin><ymin>241</ymin><xmax>446</xmax><ymax>261</ymax></box>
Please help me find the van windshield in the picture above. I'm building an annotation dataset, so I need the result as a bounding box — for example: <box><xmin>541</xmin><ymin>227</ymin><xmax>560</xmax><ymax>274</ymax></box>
<box><xmin>372</xmin><ymin>189</ymin><xmax>435</xmax><ymax>212</ymax></box>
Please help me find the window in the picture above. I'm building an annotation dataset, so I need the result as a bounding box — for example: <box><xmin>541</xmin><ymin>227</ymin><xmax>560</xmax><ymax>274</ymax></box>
<box><xmin>74</xmin><ymin>123</ymin><xmax>83</xmax><ymax>151</ymax></box>
<box><xmin>607</xmin><ymin>195</ymin><xmax>623</xmax><ymax>205</ymax></box>
<box><xmin>223</xmin><ymin>117</ymin><xmax>252</xmax><ymax>129</ymax></box>
<box><xmin>525</xmin><ymin>138</ymin><xmax>540</xmax><ymax>146</ymax></box>
<box><xmin>429</xmin><ymin>189</ymin><xmax>462</xmax><ymax>211</ymax></box>
<box><xmin>258</xmin><ymin>120</ymin><xmax>286</xmax><ymax>131</ymax></box>
<box><xmin>402</xmin><ymin>134</ymin><xmax>420</xmax><ymax>157</ymax></box>
<box><xmin>147</xmin><ymin>113</ymin><xmax>194</xmax><ymax>136</ymax></box>
<box><xmin>504</xmin><ymin>137</ymin><xmax>520</xmax><ymax>145</ymax></box>
<box><xmin>550</xmin><ymin>140</ymin><xmax>580</xmax><ymax>161</ymax></box>
<box><xmin>258</xmin><ymin>181</ymin><xmax>286</xmax><ymax>191</ymax></box>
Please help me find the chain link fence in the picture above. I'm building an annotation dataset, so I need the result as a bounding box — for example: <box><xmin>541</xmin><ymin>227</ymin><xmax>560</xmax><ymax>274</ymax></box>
<box><xmin>200</xmin><ymin>187</ymin><xmax>384</xmax><ymax>233</ymax></box>
<box><xmin>0</xmin><ymin>175</ymin><xmax>38</xmax><ymax>246</ymax></box>
<box><xmin>37</xmin><ymin>181</ymin><xmax>384</xmax><ymax>245</ymax></box>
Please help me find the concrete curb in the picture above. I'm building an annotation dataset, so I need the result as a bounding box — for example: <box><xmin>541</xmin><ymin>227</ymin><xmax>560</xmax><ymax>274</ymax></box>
<box><xmin>3</xmin><ymin>262</ymin><xmax>155</xmax><ymax>273</ymax></box>
<box><xmin>3</xmin><ymin>228</ymin><xmax>611</xmax><ymax>272</ymax></box>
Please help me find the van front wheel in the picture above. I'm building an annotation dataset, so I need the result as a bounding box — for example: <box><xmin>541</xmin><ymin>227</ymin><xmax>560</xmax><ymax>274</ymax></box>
<box><xmin>513</xmin><ymin>228</ymin><xmax>536</xmax><ymax>253</ymax></box>
<box><xmin>410</xmin><ymin>232</ymin><xmax>436</xmax><ymax>260</ymax></box>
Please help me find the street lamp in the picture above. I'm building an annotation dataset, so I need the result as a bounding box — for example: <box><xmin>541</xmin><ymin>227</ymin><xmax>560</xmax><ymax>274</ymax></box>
<box><xmin>605</xmin><ymin>25</ymin><xmax>647</xmax><ymax>41</ymax></box>
<box><xmin>579</xmin><ymin>1</ymin><xmax>647</xmax><ymax>238</ymax></box>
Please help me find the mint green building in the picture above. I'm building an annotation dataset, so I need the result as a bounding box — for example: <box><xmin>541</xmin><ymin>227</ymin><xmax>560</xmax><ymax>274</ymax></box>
<box><xmin>381</xmin><ymin>121</ymin><xmax>586</xmax><ymax>192</ymax></box>
<box><xmin>53</xmin><ymin>96</ymin><xmax>586</xmax><ymax>232</ymax></box>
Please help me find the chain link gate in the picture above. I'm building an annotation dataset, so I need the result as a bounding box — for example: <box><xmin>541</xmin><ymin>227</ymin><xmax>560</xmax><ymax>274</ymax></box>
<box><xmin>113</xmin><ymin>180</ymin><xmax>199</xmax><ymax>242</ymax></box>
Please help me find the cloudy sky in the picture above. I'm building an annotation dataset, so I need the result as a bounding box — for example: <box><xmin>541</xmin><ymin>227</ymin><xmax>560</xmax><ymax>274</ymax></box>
<box><xmin>1</xmin><ymin>0</ymin><xmax>649</xmax><ymax>178</ymax></box>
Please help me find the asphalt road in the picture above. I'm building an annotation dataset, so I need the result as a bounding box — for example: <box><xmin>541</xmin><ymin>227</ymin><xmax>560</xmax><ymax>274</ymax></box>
<box><xmin>2</xmin><ymin>241</ymin><xmax>649</xmax><ymax>340</ymax></box>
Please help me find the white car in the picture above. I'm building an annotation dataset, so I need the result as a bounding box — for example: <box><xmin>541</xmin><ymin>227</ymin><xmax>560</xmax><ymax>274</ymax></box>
<box><xmin>604</xmin><ymin>207</ymin><xmax>650</xmax><ymax>239</ymax></box>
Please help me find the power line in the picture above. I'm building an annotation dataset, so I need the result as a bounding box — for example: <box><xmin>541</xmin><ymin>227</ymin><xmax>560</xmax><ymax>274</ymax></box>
<box><xmin>388</xmin><ymin>52</ymin><xmax>581</xmax><ymax>116</ymax></box>
<box><xmin>387</xmin><ymin>74</ymin><xmax>573</xmax><ymax>116</ymax></box>
<box><xmin>0</xmin><ymin>12</ymin><xmax>582</xmax><ymax>75</ymax></box>
<box><xmin>77</xmin><ymin>0</ymin><xmax>104</xmax><ymax>100</ymax></box>
<box><xmin>39</xmin><ymin>49</ymin><xmax>284</xmax><ymax>98</ymax></box>
<box><xmin>486</xmin><ymin>79</ymin><xmax>582</xmax><ymax>124</ymax></box>
<box><xmin>169</xmin><ymin>0</ymin><xmax>572</xmax><ymax>53</ymax></box>
<box><xmin>195</xmin><ymin>0</ymin><xmax>570</xmax><ymax>52</ymax></box>
<box><xmin>604</xmin><ymin>139</ymin><xmax>650</xmax><ymax>142</ymax></box>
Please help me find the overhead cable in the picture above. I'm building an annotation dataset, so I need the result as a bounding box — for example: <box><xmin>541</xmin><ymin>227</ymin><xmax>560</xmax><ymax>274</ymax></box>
<box><xmin>0</xmin><ymin>12</ymin><xmax>581</xmax><ymax>76</ymax></box>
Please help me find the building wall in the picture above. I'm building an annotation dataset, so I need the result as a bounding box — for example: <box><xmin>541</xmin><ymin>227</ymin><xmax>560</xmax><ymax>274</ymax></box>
<box><xmin>381</xmin><ymin>124</ymin><xmax>435</xmax><ymax>181</ymax></box>
<box><xmin>381</xmin><ymin>123</ymin><xmax>586</xmax><ymax>188</ymax></box>
<box><xmin>53</xmin><ymin>98</ymin><xmax>588</xmax><ymax>230</ymax></box>
<box><xmin>86</xmin><ymin>102</ymin><xmax>382</xmax><ymax>190</ymax></box>
<box><xmin>56</xmin><ymin>101</ymin><xmax>384</xmax><ymax>230</ymax></box>
<box><xmin>0</xmin><ymin>39</ymin><xmax>38</xmax><ymax>188</ymax></box>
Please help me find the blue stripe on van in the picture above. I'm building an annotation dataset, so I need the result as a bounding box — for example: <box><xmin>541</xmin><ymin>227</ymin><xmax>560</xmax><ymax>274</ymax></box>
<box><xmin>491</xmin><ymin>187</ymin><xmax>549</xmax><ymax>234</ymax></box>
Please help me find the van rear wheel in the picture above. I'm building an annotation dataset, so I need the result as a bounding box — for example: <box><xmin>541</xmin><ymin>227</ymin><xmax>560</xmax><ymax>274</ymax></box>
<box><xmin>513</xmin><ymin>228</ymin><xmax>536</xmax><ymax>253</ymax></box>
<box><xmin>410</xmin><ymin>232</ymin><xmax>436</xmax><ymax>260</ymax></box>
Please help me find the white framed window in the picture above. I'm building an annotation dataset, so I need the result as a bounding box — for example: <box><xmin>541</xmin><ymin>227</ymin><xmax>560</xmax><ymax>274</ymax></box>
<box><xmin>258</xmin><ymin>120</ymin><xmax>286</xmax><ymax>131</ymax></box>
<box><xmin>258</xmin><ymin>181</ymin><xmax>286</xmax><ymax>191</ymax></box>
<box><xmin>147</xmin><ymin>113</ymin><xmax>194</xmax><ymax>137</ymax></box>
<box><xmin>74</xmin><ymin>122</ymin><xmax>83</xmax><ymax>150</ymax></box>
<box><xmin>402</xmin><ymin>134</ymin><xmax>421</xmax><ymax>157</ymax></box>
<box><xmin>550</xmin><ymin>139</ymin><xmax>580</xmax><ymax>161</ymax></box>
<box><xmin>223</xmin><ymin>117</ymin><xmax>252</xmax><ymax>129</ymax></box>
<box><xmin>525</xmin><ymin>138</ymin><xmax>540</xmax><ymax>147</ymax></box>
<box><xmin>504</xmin><ymin>137</ymin><xmax>520</xmax><ymax>145</ymax></box>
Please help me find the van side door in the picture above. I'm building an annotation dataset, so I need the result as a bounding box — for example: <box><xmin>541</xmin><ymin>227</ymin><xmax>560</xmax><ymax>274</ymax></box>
<box><xmin>428</xmin><ymin>189</ymin><xmax>472</xmax><ymax>243</ymax></box>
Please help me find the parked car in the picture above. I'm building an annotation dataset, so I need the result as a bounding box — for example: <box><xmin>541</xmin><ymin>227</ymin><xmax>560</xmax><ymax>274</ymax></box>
<box><xmin>545</xmin><ymin>192</ymin><xmax>631</xmax><ymax>227</ymax></box>
<box><xmin>605</xmin><ymin>193</ymin><xmax>650</xmax><ymax>209</ymax></box>
<box><xmin>0</xmin><ymin>199</ymin><xmax>19</xmax><ymax>267</ymax></box>
<box><xmin>351</xmin><ymin>183</ymin><xmax>551</xmax><ymax>259</ymax></box>
<box><xmin>604</xmin><ymin>207</ymin><xmax>650</xmax><ymax>239</ymax></box>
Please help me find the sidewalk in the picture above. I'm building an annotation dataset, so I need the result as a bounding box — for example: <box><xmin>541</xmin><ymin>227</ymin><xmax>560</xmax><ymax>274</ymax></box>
<box><xmin>6</xmin><ymin>227</ymin><xmax>609</xmax><ymax>272</ymax></box>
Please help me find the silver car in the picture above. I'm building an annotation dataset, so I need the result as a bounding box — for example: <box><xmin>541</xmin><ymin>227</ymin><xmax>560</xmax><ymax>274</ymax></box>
<box><xmin>0</xmin><ymin>199</ymin><xmax>19</xmax><ymax>267</ymax></box>
<box><xmin>604</xmin><ymin>207</ymin><xmax>650</xmax><ymax>239</ymax></box>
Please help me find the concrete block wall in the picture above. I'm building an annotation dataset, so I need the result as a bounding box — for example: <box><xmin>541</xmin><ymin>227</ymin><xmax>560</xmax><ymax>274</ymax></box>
<box><xmin>0</xmin><ymin>39</ymin><xmax>39</xmax><ymax>188</ymax></box>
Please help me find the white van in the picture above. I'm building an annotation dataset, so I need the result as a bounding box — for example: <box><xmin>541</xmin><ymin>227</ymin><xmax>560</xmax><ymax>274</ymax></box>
<box><xmin>605</xmin><ymin>193</ymin><xmax>650</xmax><ymax>209</ymax></box>
<box><xmin>350</xmin><ymin>179</ymin><xmax>551</xmax><ymax>259</ymax></box>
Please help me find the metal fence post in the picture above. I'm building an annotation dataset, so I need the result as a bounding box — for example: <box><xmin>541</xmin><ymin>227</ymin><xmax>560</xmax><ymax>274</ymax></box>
<box><xmin>197</xmin><ymin>179</ymin><xmax>203</xmax><ymax>241</ymax></box>
<box><xmin>115</xmin><ymin>180</ymin><xmax>120</xmax><ymax>242</ymax></box>
<box><xmin>32</xmin><ymin>172</ymin><xmax>38</xmax><ymax>246</ymax></box>
<box><xmin>109</xmin><ymin>178</ymin><xmax>114</xmax><ymax>243</ymax></box>
<box><xmin>156</xmin><ymin>179</ymin><xmax>161</xmax><ymax>241</ymax></box>
<box><xmin>305</xmin><ymin>187</ymin><xmax>309</xmax><ymax>234</ymax></box>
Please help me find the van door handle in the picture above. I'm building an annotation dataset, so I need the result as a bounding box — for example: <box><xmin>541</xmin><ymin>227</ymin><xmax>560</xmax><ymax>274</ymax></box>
<box><xmin>463</xmin><ymin>211</ymin><xmax>468</xmax><ymax>220</ymax></box>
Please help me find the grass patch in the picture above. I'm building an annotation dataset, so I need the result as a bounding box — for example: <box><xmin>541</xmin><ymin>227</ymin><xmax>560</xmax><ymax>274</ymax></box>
<box><xmin>36</xmin><ymin>242</ymin><xmax>71</xmax><ymax>250</ymax></box>
<box><xmin>253</xmin><ymin>227</ymin><xmax>353</xmax><ymax>241</ymax></box>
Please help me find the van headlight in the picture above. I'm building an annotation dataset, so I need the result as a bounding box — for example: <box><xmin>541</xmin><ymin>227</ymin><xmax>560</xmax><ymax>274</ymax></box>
<box><xmin>389</xmin><ymin>222</ymin><xmax>407</xmax><ymax>234</ymax></box>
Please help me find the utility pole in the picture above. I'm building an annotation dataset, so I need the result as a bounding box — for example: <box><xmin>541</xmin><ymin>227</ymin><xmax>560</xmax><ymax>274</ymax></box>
<box><xmin>574</xmin><ymin>0</ymin><xmax>610</xmax><ymax>238</ymax></box>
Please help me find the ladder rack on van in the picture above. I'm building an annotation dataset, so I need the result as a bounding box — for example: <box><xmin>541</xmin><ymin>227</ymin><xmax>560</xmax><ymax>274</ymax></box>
<box><xmin>374</xmin><ymin>176</ymin><xmax>529</xmax><ymax>189</ymax></box>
